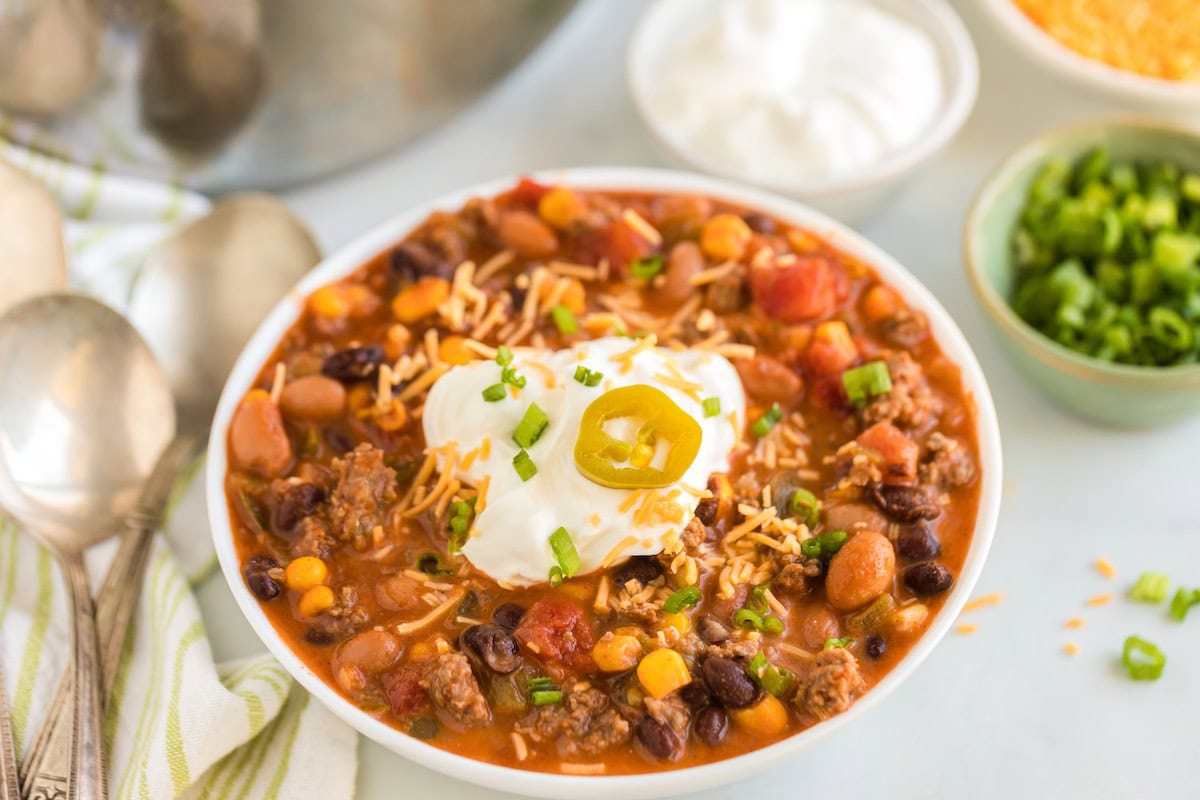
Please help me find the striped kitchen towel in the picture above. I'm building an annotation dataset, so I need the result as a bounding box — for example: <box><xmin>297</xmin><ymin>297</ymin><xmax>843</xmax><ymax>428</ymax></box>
<box><xmin>0</xmin><ymin>138</ymin><xmax>357</xmax><ymax>800</ymax></box>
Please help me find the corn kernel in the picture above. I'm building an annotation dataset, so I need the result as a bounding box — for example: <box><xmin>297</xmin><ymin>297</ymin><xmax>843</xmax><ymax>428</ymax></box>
<box><xmin>636</xmin><ymin>648</ymin><xmax>692</xmax><ymax>699</ymax></box>
<box><xmin>538</xmin><ymin>187</ymin><xmax>586</xmax><ymax>231</ymax></box>
<box><xmin>438</xmin><ymin>335</ymin><xmax>474</xmax><ymax>366</ymax></box>
<box><xmin>538</xmin><ymin>276</ymin><xmax>586</xmax><ymax>314</ymax></box>
<box><xmin>660</xmin><ymin>612</ymin><xmax>691</xmax><ymax>635</ymax></box>
<box><xmin>297</xmin><ymin>585</ymin><xmax>335</xmax><ymax>617</ymax></box>
<box><xmin>285</xmin><ymin>556</ymin><xmax>328</xmax><ymax>591</ymax></box>
<box><xmin>592</xmin><ymin>633</ymin><xmax>642</xmax><ymax>672</ymax></box>
<box><xmin>347</xmin><ymin>384</ymin><xmax>373</xmax><ymax>415</ymax></box>
<box><xmin>810</xmin><ymin>320</ymin><xmax>857</xmax><ymax>366</ymax></box>
<box><xmin>861</xmin><ymin>285</ymin><xmax>899</xmax><ymax>324</ymax></box>
<box><xmin>308</xmin><ymin>286</ymin><xmax>349</xmax><ymax>318</ymax></box>
<box><xmin>373</xmin><ymin>402</ymin><xmax>409</xmax><ymax>432</ymax></box>
<box><xmin>409</xmin><ymin>641</ymin><xmax>437</xmax><ymax>661</ymax></box>
<box><xmin>383</xmin><ymin>324</ymin><xmax>413</xmax><ymax>361</ymax></box>
<box><xmin>700</xmin><ymin>213</ymin><xmax>752</xmax><ymax>261</ymax></box>
<box><xmin>392</xmin><ymin>277</ymin><xmax>449</xmax><ymax>323</ymax></box>
<box><xmin>730</xmin><ymin>693</ymin><xmax>789</xmax><ymax>734</ymax></box>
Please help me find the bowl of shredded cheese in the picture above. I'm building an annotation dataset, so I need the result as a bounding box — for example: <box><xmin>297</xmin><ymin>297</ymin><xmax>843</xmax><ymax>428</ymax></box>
<box><xmin>980</xmin><ymin>0</ymin><xmax>1200</xmax><ymax>108</ymax></box>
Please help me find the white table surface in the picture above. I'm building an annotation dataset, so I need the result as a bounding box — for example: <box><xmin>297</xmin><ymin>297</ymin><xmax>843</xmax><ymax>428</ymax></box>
<box><xmin>196</xmin><ymin>1</ymin><xmax>1200</xmax><ymax>797</ymax></box>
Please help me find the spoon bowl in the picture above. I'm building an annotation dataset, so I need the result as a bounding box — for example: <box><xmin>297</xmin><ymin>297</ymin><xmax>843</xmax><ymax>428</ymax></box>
<box><xmin>0</xmin><ymin>292</ymin><xmax>174</xmax><ymax>800</ymax></box>
<box><xmin>0</xmin><ymin>157</ymin><xmax>70</xmax><ymax>317</ymax></box>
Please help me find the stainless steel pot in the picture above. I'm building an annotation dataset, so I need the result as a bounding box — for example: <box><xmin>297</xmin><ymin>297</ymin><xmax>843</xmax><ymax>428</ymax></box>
<box><xmin>0</xmin><ymin>0</ymin><xmax>578</xmax><ymax>191</ymax></box>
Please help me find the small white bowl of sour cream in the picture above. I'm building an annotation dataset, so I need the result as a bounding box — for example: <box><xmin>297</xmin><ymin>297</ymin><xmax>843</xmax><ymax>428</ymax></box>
<box><xmin>627</xmin><ymin>0</ymin><xmax>979</xmax><ymax>224</ymax></box>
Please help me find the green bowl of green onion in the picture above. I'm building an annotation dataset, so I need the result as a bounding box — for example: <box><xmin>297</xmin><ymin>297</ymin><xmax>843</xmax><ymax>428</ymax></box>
<box><xmin>965</xmin><ymin>118</ymin><xmax>1200</xmax><ymax>427</ymax></box>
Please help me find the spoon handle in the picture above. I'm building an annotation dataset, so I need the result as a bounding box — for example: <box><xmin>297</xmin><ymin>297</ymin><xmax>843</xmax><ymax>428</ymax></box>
<box><xmin>61</xmin><ymin>550</ymin><xmax>107</xmax><ymax>800</ymax></box>
<box><xmin>0</xmin><ymin>659</ymin><xmax>21</xmax><ymax>800</ymax></box>
<box><xmin>21</xmin><ymin>435</ymin><xmax>195</xmax><ymax>799</ymax></box>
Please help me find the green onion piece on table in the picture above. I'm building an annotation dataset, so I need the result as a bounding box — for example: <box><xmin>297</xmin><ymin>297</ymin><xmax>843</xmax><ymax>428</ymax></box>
<box><xmin>1169</xmin><ymin>588</ymin><xmax>1200</xmax><ymax>621</ymax></box>
<box><xmin>1121</xmin><ymin>635</ymin><xmax>1165</xmax><ymax>681</ymax></box>
<box><xmin>1129</xmin><ymin>572</ymin><xmax>1170</xmax><ymax>603</ymax></box>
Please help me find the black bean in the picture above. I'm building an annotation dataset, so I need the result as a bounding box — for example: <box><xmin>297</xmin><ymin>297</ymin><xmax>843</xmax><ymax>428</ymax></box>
<box><xmin>324</xmin><ymin>427</ymin><xmax>356</xmax><ymax>454</ymax></box>
<box><xmin>635</xmin><ymin>716</ymin><xmax>680</xmax><ymax>760</ymax></box>
<box><xmin>321</xmin><ymin>345</ymin><xmax>385</xmax><ymax>383</ymax></box>
<box><xmin>611</xmin><ymin>556</ymin><xmax>662</xmax><ymax>589</ymax></box>
<box><xmin>896</xmin><ymin>523</ymin><xmax>941</xmax><ymax>561</ymax></box>
<box><xmin>247</xmin><ymin>571</ymin><xmax>281</xmax><ymax>601</ymax></box>
<box><xmin>460</xmin><ymin>624</ymin><xmax>521</xmax><ymax>674</ymax></box>
<box><xmin>696</xmin><ymin>615</ymin><xmax>730</xmax><ymax>644</ymax></box>
<box><xmin>741</xmin><ymin>212</ymin><xmax>776</xmax><ymax>234</ymax></box>
<box><xmin>872</xmin><ymin>484</ymin><xmax>941</xmax><ymax>523</ymax></box>
<box><xmin>694</xmin><ymin>496</ymin><xmax>718</xmax><ymax>527</ymax></box>
<box><xmin>865</xmin><ymin>635</ymin><xmax>887</xmax><ymax>660</ymax></box>
<box><xmin>904</xmin><ymin>562</ymin><xmax>955</xmax><ymax>596</ymax></box>
<box><xmin>693</xmin><ymin>705</ymin><xmax>728</xmax><ymax>746</ymax></box>
<box><xmin>679</xmin><ymin>681</ymin><xmax>710</xmax><ymax>708</ymax></box>
<box><xmin>304</xmin><ymin>627</ymin><xmax>335</xmax><ymax>646</ymax></box>
<box><xmin>701</xmin><ymin>657</ymin><xmax>757</xmax><ymax>709</ymax></box>
<box><xmin>389</xmin><ymin>242</ymin><xmax>451</xmax><ymax>282</ymax></box>
<box><xmin>245</xmin><ymin>553</ymin><xmax>279</xmax><ymax>573</ymax></box>
<box><xmin>491</xmin><ymin>603</ymin><xmax>526</xmax><ymax>631</ymax></box>
<box><xmin>275</xmin><ymin>483</ymin><xmax>326</xmax><ymax>533</ymax></box>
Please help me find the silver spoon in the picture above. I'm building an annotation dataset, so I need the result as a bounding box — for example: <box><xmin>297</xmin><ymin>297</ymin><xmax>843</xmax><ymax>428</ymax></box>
<box><xmin>0</xmin><ymin>293</ymin><xmax>175</xmax><ymax>800</ymax></box>
<box><xmin>20</xmin><ymin>194</ymin><xmax>320</xmax><ymax>797</ymax></box>
<box><xmin>0</xmin><ymin>156</ymin><xmax>70</xmax><ymax>316</ymax></box>
<box><xmin>0</xmin><ymin>658</ymin><xmax>19</xmax><ymax>800</ymax></box>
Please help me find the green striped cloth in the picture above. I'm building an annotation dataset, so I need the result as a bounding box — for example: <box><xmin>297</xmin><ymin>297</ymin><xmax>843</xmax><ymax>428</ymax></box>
<box><xmin>0</xmin><ymin>139</ymin><xmax>358</xmax><ymax>800</ymax></box>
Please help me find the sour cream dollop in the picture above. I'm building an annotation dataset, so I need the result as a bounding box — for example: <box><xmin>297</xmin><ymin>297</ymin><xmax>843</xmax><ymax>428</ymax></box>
<box><xmin>422</xmin><ymin>337</ymin><xmax>746</xmax><ymax>586</ymax></box>
<box><xmin>651</xmin><ymin>0</ymin><xmax>944</xmax><ymax>183</ymax></box>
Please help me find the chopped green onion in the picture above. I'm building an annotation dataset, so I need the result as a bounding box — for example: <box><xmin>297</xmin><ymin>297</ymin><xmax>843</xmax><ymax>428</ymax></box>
<box><xmin>501</xmin><ymin>365</ymin><xmax>527</xmax><ymax>389</ymax></box>
<box><xmin>530</xmin><ymin>689</ymin><xmax>563</xmax><ymax>706</ymax></box>
<box><xmin>702</xmin><ymin>397</ymin><xmax>721</xmax><ymax>418</ymax></box>
<box><xmin>789</xmin><ymin>488</ymin><xmax>819</xmax><ymax>527</ymax></box>
<box><xmin>1121</xmin><ymin>635</ymin><xmax>1165</xmax><ymax>681</ymax></box>
<box><xmin>663</xmin><ymin>586</ymin><xmax>701</xmax><ymax>614</ymax></box>
<box><xmin>512</xmin><ymin>449</ymin><xmax>537</xmax><ymax>482</ymax></box>
<box><xmin>416</xmin><ymin>552</ymin><xmax>454</xmax><ymax>575</ymax></box>
<box><xmin>573</xmin><ymin>365</ymin><xmax>604</xmax><ymax>386</ymax></box>
<box><xmin>496</xmin><ymin>345</ymin><xmax>514</xmax><ymax>366</ymax></box>
<box><xmin>801</xmin><ymin>529</ymin><xmax>847</xmax><ymax>559</ymax></box>
<box><xmin>527</xmin><ymin>677</ymin><xmax>556</xmax><ymax>691</ymax></box>
<box><xmin>751</xmin><ymin>403</ymin><xmax>783</xmax><ymax>437</ymax></box>
<box><xmin>550</xmin><ymin>304</ymin><xmax>577</xmax><ymax>335</ymax></box>
<box><xmin>842</xmin><ymin>362</ymin><xmax>892</xmax><ymax>407</ymax></box>
<box><xmin>447</xmin><ymin>498</ymin><xmax>477</xmax><ymax>553</ymax></box>
<box><xmin>630</xmin><ymin>255</ymin><xmax>665</xmax><ymax>280</ymax></box>
<box><xmin>512</xmin><ymin>402</ymin><xmax>549</xmax><ymax>449</ymax></box>
<box><xmin>747</xmin><ymin>582</ymin><xmax>771</xmax><ymax>615</ymax></box>
<box><xmin>1169</xmin><ymin>587</ymin><xmax>1200</xmax><ymax>621</ymax></box>
<box><xmin>1129</xmin><ymin>572</ymin><xmax>1170</xmax><ymax>603</ymax></box>
<box><xmin>747</xmin><ymin>653</ymin><xmax>794</xmax><ymax>697</ymax></box>
<box><xmin>732</xmin><ymin>607</ymin><xmax>782</xmax><ymax>634</ymax></box>
<box><xmin>823</xmin><ymin>636</ymin><xmax>854</xmax><ymax>650</ymax></box>
<box><xmin>548</xmin><ymin>566</ymin><xmax>564</xmax><ymax>587</ymax></box>
<box><xmin>762</xmin><ymin>615</ymin><xmax>784</xmax><ymax>634</ymax></box>
<box><xmin>549</xmin><ymin>526</ymin><xmax>580</xmax><ymax>579</ymax></box>
<box><xmin>482</xmin><ymin>383</ymin><xmax>507</xmax><ymax>402</ymax></box>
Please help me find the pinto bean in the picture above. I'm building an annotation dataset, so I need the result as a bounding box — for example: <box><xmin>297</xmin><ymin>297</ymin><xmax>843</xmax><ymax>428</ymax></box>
<box><xmin>280</xmin><ymin>375</ymin><xmax>346</xmax><ymax>422</ymax></box>
<box><xmin>701</xmin><ymin>657</ymin><xmax>757</xmax><ymax>709</ymax></box>
<box><xmin>734</xmin><ymin>355</ymin><xmax>803</xmax><ymax>404</ymax></box>
<box><xmin>873</xmin><ymin>484</ymin><xmax>941</xmax><ymax>523</ymax></box>
<box><xmin>335</xmin><ymin>630</ymin><xmax>402</xmax><ymax>674</ymax></box>
<box><xmin>824</xmin><ymin>530</ymin><xmax>896</xmax><ymax>611</ymax></box>
<box><xmin>230</xmin><ymin>390</ymin><xmax>292</xmax><ymax>477</ymax></box>
<box><xmin>822</xmin><ymin>503</ymin><xmax>889</xmax><ymax>535</ymax></box>
<box><xmin>497</xmin><ymin>211</ymin><xmax>558</xmax><ymax>259</ymax></box>
<box><xmin>657</xmin><ymin>241</ymin><xmax>704</xmax><ymax>307</ymax></box>
<box><xmin>800</xmin><ymin>603</ymin><xmax>841</xmax><ymax>650</ymax></box>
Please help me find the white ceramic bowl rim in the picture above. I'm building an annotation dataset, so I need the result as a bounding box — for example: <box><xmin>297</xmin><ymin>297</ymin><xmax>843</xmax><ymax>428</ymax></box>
<box><xmin>625</xmin><ymin>0</ymin><xmax>980</xmax><ymax>196</ymax></box>
<box><xmin>206</xmin><ymin>167</ymin><xmax>1003</xmax><ymax>800</ymax></box>
<box><xmin>979</xmin><ymin>0</ymin><xmax>1200</xmax><ymax>105</ymax></box>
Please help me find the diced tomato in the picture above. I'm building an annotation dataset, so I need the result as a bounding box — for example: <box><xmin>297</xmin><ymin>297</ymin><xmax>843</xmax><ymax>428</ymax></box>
<box><xmin>513</xmin><ymin>599</ymin><xmax>596</xmax><ymax>672</ymax></box>
<box><xmin>578</xmin><ymin>220</ymin><xmax>656</xmax><ymax>274</ymax></box>
<box><xmin>381</xmin><ymin>666</ymin><xmax>431</xmax><ymax>716</ymax></box>
<box><xmin>803</xmin><ymin>321</ymin><xmax>858</xmax><ymax>377</ymax></box>
<box><xmin>509</xmin><ymin>177</ymin><xmax>551</xmax><ymax>205</ymax></box>
<box><xmin>856</xmin><ymin>421</ymin><xmax>918</xmax><ymax>483</ymax></box>
<box><xmin>750</xmin><ymin>255</ymin><xmax>844</xmax><ymax>323</ymax></box>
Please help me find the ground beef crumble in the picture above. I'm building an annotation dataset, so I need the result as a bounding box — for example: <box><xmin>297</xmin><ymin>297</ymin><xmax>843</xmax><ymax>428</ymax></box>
<box><xmin>329</xmin><ymin>443</ymin><xmax>398</xmax><ymax>548</ymax></box>
<box><xmin>289</xmin><ymin>516</ymin><xmax>334</xmax><ymax>559</ymax></box>
<box><xmin>516</xmin><ymin>680</ymin><xmax>632</xmax><ymax>756</ymax></box>
<box><xmin>863</xmin><ymin>351</ymin><xmax>939</xmax><ymax>430</ymax></box>
<box><xmin>421</xmin><ymin>652</ymin><xmax>490</xmax><ymax>726</ymax></box>
<box><xmin>919</xmin><ymin>432</ymin><xmax>975</xmax><ymax>490</ymax></box>
<box><xmin>774</xmin><ymin>554</ymin><xmax>823</xmax><ymax>595</ymax></box>
<box><xmin>794</xmin><ymin>647</ymin><xmax>865</xmax><ymax>719</ymax></box>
